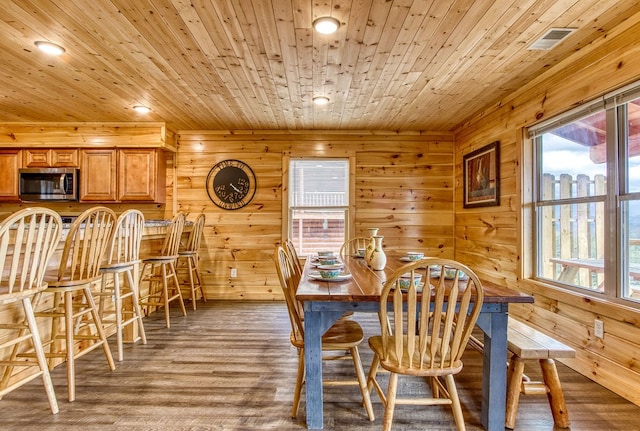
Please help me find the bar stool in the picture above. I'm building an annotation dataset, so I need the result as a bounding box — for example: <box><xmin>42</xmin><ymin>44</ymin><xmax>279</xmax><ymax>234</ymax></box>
<box><xmin>138</xmin><ymin>212</ymin><xmax>187</xmax><ymax>327</ymax></box>
<box><xmin>0</xmin><ymin>208</ymin><xmax>62</xmax><ymax>413</ymax></box>
<box><xmin>97</xmin><ymin>209</ymin><xmax>147</xmax><ymax>362</ymax></box>
<box><xmin>177</xmin><ymin>213</ymin><xmax>206</xmax><ymax>310</ymax></box>
<box><xmin>34</xmin><ymin>206</ymin><xmax>117</xmax><ymax>402</ymax></box>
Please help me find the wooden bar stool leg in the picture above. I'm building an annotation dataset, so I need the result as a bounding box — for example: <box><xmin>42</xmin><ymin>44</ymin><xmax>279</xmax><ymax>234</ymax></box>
<box><xmin>186</xmin><ymin>257</ymin><xmax>197</xmax><ymax>310</ymax></box>
<box><xmin>540</xmin><ymin>358</ymin><xmax>571</xmax><ymax>428</ymax></box>
<box><xmin>64</xmin><ymin>291</ymin><xmax>76</xmax><ymax>402</ymax></box>
<box><xmin>125</xmin><ymin>268</ymin><xmax>147</xmax><ymax>345</ymax></box>
<box><xmin>505</xmin><ymin>355</ymin><xmax>526</xmax><ymax>429</ymax></box>
<box><xmin>161</xmin><ymin>263</ymin><xmax>171</xmax><ymax>328</ymax></box>
<box><xmin>169</xmin><ymin>261</ymin><xmax>187</xmax><ymax>316</ymax></box>
<box><xmin>194</xmin><ymin>257</ymin><xmax>206</xmax><ymax>303</ymax></box>
<box><xmin>98</xmin><ymin>273</ymin><xmax>109</xmax><ymax>319</ymax></box>
<box><xmin>83</xmin><ymin>287</ymin><xmax>116</xmax><ymax>371</ymax></box>
<box><xmin>23</xmin><ymin>297</ymin><xmax>59</xmax><ymax>414</ymax></box>
<box><xmin>113</xmin><ymin>273</ymin><xmax>124</xmax><ymax>362</ymax></box>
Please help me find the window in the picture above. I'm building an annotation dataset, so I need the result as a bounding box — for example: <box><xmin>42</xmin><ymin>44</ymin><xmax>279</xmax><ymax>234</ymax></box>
<box><xmin>531</xmin><ymin>86</ymin><xmax>640</xmax><ymax>303</ymax></box>
<box><xmin>288</xmin><ymin>159</ymin><xmax>349</xmax><ymax>256</ymax></box>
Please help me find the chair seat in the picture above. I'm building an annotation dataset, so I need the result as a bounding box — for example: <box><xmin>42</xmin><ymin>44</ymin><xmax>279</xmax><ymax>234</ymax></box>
<box><xmin>0</xmin><ymin>283</ymin><xmax>49</xmax><ymax>304</ymax></box>
<box><xmin>45</xmin><ymin>275</ymin><xmax>102</xmax><ymax>291</ymax></box>
<box><xmin>100</xmin><ymin>259</ymin><xmax>141</xmax><ymax>272</ymax></box>
<box><xmin>143</xmin><ymin>254</ymin><xmax>178</xmax><ymax>263</ymax></box>
<box><xmin>369</xmin><ymin>335</ymin><xmax>463</xmax><ymax>376</ymax></box>
<box><xmin>290</xmin><ymin>318</ymin><xmax>364</xmax><ymax>350</ymax></box>
<box><xmin>178</xmin><ymin>250</ymin><xmax>197</xmax><ymax>257</ymax></box>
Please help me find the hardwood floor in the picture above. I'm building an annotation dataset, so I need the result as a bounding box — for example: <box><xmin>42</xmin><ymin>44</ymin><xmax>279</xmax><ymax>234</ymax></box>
<box><xmin>2</xmin><ymin>301</ymin><xmax>639</xmax><ymax>430</ymax></box>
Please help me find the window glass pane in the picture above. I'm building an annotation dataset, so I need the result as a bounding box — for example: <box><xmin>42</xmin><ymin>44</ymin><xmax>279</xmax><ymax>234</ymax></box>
<box><xmin>622</xmin><ymin>200</ymin><xmax>640</xmax><ymax>301</ymax></box>
<box><xmin>290</xmin><ymin>159</ymin><xmax>348</xmax><ymax>207</ymax></box>
<box><xmin>538</xmin><ymin>202</ymin><xmax>605</xmax><ymax>291</ymax></box>
<box><xmin>627</xmin><ymin>99</ymin><xmax>640</xmax><ymax>193</ymax></box>
<box><xmin>290</xmin><ymin>209</ymin><xmax>346</xmax><ymax>256</ymax></box>
<box><xmin>540</xmin><ymin>111</ymin><xmax>607</xmax><ymax>200</ymax></box>
<box><xmin>289</xmin><ymin>159</ymin><xmax>349</xmax><ymax>256</ymax></box>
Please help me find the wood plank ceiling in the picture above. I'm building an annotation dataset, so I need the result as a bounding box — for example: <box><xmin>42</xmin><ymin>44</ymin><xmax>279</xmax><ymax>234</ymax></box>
<box><xmin>1</xmin><ymin>0</ymin><xmax>639</xmax><ymax>131</ymax></box>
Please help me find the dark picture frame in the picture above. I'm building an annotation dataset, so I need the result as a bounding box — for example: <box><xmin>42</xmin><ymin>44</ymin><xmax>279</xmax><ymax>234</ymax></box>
<box><xmin>463</xmin><ymin>141</ymin><xmax>500</xmax><ymax>208</ymax></box>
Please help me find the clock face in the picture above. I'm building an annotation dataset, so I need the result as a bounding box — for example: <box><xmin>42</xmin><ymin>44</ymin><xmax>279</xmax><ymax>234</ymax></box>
<box><xmin>206</xmin><ymin>159</ymin><xmax>257</xmax><ymax>210</ymax></box>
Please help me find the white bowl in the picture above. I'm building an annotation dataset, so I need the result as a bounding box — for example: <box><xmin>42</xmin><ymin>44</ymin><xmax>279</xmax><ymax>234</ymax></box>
<box><xmin>317</xmin><ymin>264</ymin><xmax>343</xmax><ymax>279</ymax></box>
<box><xmin>406</xmin><ymin>251</ymin><xmax>425</xmax><ymax>261</ymax></box>
<box><xmin>399</xmin><ymin>273</ymin><xmax>422</xmax><ymax>289</ymax></box>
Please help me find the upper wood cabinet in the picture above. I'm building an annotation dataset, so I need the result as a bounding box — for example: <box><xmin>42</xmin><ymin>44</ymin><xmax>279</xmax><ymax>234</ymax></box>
<box><xmin>118</xmin><ymin>149</ymin><xmax>166</xmax><ymax>202</ymax></box>
<box><xmin>23</xmin><ymin>148</ymin><xmax>78</xmax><ymax>167</ymax></box>
<box><xmin>0</xmin><ymin>149</ymin><xmax>21</xmax><ymax>202</ymax></box>
<box><xmin>80</xmin><ymin>149</ymin><xmax>117</xmax><ymax>202</ymax></box>
<box><xmin>79</xmin><ymin>148</ymin><xmax>165</xmax><ymax>203</ymax></box>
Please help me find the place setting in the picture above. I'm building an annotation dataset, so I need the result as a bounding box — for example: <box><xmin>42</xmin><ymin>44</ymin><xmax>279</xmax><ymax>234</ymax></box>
<box><xmin>308</xmin><ymin>251</ymin><xmax>352</xmax><ymax>282</ymax></box>
<box><xmin>309</xmin><ymin>250</ymin><xmax>343</xmax><ymax>267</ymax></box>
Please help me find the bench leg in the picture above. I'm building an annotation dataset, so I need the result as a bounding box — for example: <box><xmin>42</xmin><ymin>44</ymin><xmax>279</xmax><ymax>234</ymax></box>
<box><xmin>505</xmin><ymin>355</ymin><xmax>525</xmax><ymax>429</ymax></box>
<box><xmin>540</xmin><ymin>358</ymin><xmax>571</xmax><ymax>428</ymax></box>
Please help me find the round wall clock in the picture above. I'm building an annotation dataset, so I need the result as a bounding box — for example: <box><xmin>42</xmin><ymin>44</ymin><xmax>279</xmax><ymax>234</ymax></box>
<box><xmin>206</xmin><ymin>159</ymin><xmax>257</xmax><ymax>210</ymax></box>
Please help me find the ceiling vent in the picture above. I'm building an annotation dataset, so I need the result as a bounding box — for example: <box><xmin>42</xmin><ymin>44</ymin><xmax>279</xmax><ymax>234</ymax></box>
<box><xmin>528</xmin><ymin>28</ymin><xmax>576</xmax><ymax>50</ymax></box>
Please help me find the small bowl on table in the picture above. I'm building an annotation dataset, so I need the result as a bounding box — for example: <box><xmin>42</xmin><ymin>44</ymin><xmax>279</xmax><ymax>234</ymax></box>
<box><xmin>317</xmin><ymin>251</ymin><xmax>334</xmax><ymax>258</ymax></box>
<box><xmin>356</xmin><ymin>248</ymin><xmax>366</xmax><ymax>258</ymax></box>
<box><xmin>319</xmin><ymin>256</ymin><xmax>339</xmax><ymax>265</ymax></box>
<box><xmin>406</xmin><ymin>252</ymin><xmax>425</xmax><ymax>261</ymax></box>
<box><xmin>398</xmin><ymin>273</ymin><xmax>423</xmax><ymax>289</ymax></box>
<box><xmin>317</xmin><ymin>264</ymin><xmax>344</xmax><ymax>279</ymax></box>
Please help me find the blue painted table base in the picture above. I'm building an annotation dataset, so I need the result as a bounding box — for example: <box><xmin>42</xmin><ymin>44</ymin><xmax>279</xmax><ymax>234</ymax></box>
<box><xmin>302</xmin><ymin>301</ymin><xmax>510</xmax><ymax>430</ymax></box>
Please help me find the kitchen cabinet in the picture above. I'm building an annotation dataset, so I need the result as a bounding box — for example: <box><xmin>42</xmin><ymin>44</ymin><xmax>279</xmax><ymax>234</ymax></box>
<box><xmin>23</xmin><ymin>149</ymin><xmax>78</xmax><ymax>167</ymax></box>
<box><xmin>0</xmin><ymin>149</ymin><xmax>21</xmax><ymax>201</ymax></box>
<box><xmin>118</xmin><ymin>149</ymin><xmax>165</xmax><ymax>202</ymax></box>
<box><xmin>80</xmin><ymin>149</ymin><xmax>117</xmax><ymax>201</ymax></box>
<box><xmin>80</xmin><ymin>148</ymin><xmax>165</xmax><ymax>203</ymax></box>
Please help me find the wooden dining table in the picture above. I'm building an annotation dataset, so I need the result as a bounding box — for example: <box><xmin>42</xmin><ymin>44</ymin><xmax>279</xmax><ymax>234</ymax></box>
<box><xmin>295</xmin><ymin>251</ymin><xmax>534</xmax><ymax>430</ymax></box>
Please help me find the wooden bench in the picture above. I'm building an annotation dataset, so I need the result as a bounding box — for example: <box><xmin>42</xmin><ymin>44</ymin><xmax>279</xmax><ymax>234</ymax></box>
<box><xmin>505</xmin><ymin>318</ymin><xmax>576</xmax><ymax>429</ymax></box>
<box><xmin>468</xmin><ymin>318</ymin><xmax>576</xmax><ymax>429</ymax></box>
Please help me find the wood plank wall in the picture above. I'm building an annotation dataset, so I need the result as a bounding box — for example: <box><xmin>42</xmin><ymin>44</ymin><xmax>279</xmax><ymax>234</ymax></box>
<box><xmin>453</xmin><ymin>10</ymin><xmax>640</xmax><ymax>406</ymax></box>
<box><xmin>176</xmin><ymin>131</ymin><xmax>455</xmax><ymax>301</ymax></box>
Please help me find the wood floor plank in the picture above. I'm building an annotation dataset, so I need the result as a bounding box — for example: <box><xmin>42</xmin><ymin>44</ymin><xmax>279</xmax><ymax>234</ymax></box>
<box><xmin>1</xmin><ymin>301</ymin><xmax>639</xmax><ymax>430</ymax></box>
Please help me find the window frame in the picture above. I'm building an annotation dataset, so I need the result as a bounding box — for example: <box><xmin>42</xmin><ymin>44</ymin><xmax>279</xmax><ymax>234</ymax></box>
<box><xmin>529</xmin><ymin>82</ymin><xmax>640</xmax><ymax>306</ymax></box>
<box><xmin>284</xmin><ymin>156</ymin><xmax>353</xmax><ymax>256</ymax></box>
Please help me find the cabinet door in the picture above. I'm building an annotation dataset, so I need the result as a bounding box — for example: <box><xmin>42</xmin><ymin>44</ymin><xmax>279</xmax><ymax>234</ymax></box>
<box><xmin>80</xmin><ymin>149</ymin><xmax>117</xmax><ymax>201</ymax></box>
<box><xmin>51</xmin><ymin>149</ymin><xmax>79</xmax><ymax>167</ymax></box>
<box><xmin>118</xmin><ymin>149</ymin><xmax>165</xmax><ymax>202</ymax></box>
<box><xmin>24</xmin><ymin>149</ymin><xmax>79</xmax><ymax>167</ymax></box>
<box><xmin>0</xmin><ymin>150</ymin><xmax>21</xmax><ymax>201</ymax></box>
<box><xmin>23</xmin><ymin>149</ymin><xmax>51</xmax><ymax>167</ymax></box>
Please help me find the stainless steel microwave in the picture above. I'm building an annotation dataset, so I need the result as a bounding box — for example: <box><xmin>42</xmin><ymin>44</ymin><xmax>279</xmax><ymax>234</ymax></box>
<box><xmin>19</xmin><ymin>168</ymin><xmax>79</xmax><ymax>201</ymax></box>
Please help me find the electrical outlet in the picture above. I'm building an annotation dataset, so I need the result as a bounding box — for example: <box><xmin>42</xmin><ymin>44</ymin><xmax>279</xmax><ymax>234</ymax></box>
<box><xmin>230</xmin><ymin>268</ymin><xmax>237</xmax><ymax>278</ymax></box>
<box><xmin>594</xmin><ymin>319</ymin><xmax>604</xmax><ymax>339</ymax></box>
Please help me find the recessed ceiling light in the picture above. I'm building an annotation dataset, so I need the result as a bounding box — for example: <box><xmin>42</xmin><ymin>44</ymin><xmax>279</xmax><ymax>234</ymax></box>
<box><xmin>133</xmin><ymin>105</ymin><xmax>151</xmax><ymax>114</ymax></box>
<box><xmin>34</xmin><ymin>41</ymin><xmax>65</xmax><ymax>56</ymax></box>
<box><xmin>313</xmin><ymin>17</ymin><xmax>340</xmax><ymax>34</ymax></box>
<box><xmin>313</xmin><ymin>96</ymin><xmax>330</xmax><ymax>106</ymax></box>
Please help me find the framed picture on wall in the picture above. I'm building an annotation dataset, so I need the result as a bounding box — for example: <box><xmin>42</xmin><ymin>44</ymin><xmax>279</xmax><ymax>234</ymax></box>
<box><xmin>463</xmin><ymin>141</ymin><xmax>500</xmax><ymax>208</ymax></box>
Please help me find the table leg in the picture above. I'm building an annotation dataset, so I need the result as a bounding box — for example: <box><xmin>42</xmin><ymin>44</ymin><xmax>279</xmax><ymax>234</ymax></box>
<box><xmin>303</xmin><ymin>304</ymin><xmax>345</xmax><ymax>429</ymax></box>
<box><xmin>304</xmin><ymin>307</ymin><xmax>324</xmax><ymax>429</ymax></box>
<box><xmin>476</xmin><ymin>306</ymin><xmax>509</xmax><ymax>431</ymax></box>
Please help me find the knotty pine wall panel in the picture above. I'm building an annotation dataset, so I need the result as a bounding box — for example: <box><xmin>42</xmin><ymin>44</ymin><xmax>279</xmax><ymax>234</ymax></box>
<box><xmin>176</xmin><ymin>131</ymin><xmax>454</xmax><ymax>301</ymax></box>
<box><xmin>453</xmin><ymin>14</ymin><xmax>640</xmax><ymax>406</ymax></box>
